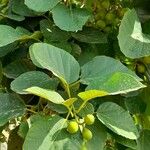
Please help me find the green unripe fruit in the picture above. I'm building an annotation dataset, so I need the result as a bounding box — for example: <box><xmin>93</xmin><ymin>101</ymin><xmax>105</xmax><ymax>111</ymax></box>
<box><xmin>97</xmin><ymin>3</ymin><xmax>103</xmax><ymax>10</ymax></box>
<box><xmin>84</xmin><ymin>114</ymin><xmax>95</xmax><ymax>125</ymax></box>
<box><xmin>80</xmin><ymin>145</ymin><xmax>87</xmax><ymax>150</ymax></box>
<box><xmin>137</xmin><ymin>64</ymin><xmax>146</xmax><ymax>74</ymax></box>
<box><xmin>67</xmin><ymin>121</ymin><xmax>79</xmax><ymax>134</ymax></box>
<box><xmin>101</xmin><ymin>0</ymin><xmax>110</xmax><ymax>9</ymax></box>
<box><xmin>104</xmin><ymin>26</ymin><xmax>111</xmax><ymax>33</ymax></box>
<box><xmin>143</xmin><ymin>56</ymin><xmax>150</xmax><ymax>64</ymax></box>
<box><xmin>96</xmin><ymin>20</ymin><xmax>106</xmax><ymax>29</ymax></box>
<box><xmin>118</xmin><ymin>8</ymin><xmax>128</xmax><ymax>18</ymax></box>
<box><xmin>105</xmin><ymin>12</ymin><xmax>115</xmax><ymax>24</ymax></box>
<box><xmin>113</xmin><ymin>18</ymin><xmax>120</xmax><ymax>26</ymax></box>
<box><xmin>95</xmin><ymin>9</ymin><xmax>107</xmax><ymax>20</ymax></box>
<box><xmin>82</xmin><ymin>128</ymin><xmax>93</xmax><ymax>141</ymax></box>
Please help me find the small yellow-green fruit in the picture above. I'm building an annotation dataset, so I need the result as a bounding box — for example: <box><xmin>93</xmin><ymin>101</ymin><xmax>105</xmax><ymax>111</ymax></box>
<box><xmin>113</xmin><ymin>18</ymin><xmax>120</xmax><ymax>26</ymax></box>
<box><xmin>101</xmin><ymin>0</ymin><xmax>110</xmax><ymax>9</ymax></box>
<box><xmin>104</xmin><ymin>26</ymin><xmax>111</xmax><ymax>33</ymax></box>
<box><xmin>84</xmin><ymin>114</ymin><xmax>95</xmax><ymax>125</ymax></box>
<box><xmin>67</xmin><ymin>121</ymin><xmax>79</xmax><ymax>134</ymax></box>
<box><xmin>95</xmin><ymin>9</ymin><xmax>107</xmax><ymax>20</ymax></box>
<box><xmin>118</xmin><ymin>8</ymin><xmax>128</xmax><ymax>17</ymax></box>
<box><xmin>143</xmin><ymin>56</ymin><xmax>150</xmax><ymax>64</ymax></box>
<box><xmin>96</xmin><ymin>20</ymin><xmax>106</xmax><ymax>29</ymax></box>
<box><xmin>82</xmin><ymin>128</ymin><xmax>93</xmax><ymax>141</ymax></box>
<box><xmin>80</xmin><ymin>145</ymin><xmax>87</xmax><ymax>150</ymax></box>
<box><xmin>105</xmin><ymin>12</ymin><xmax>115</xmax><ymax>24</ymax></box>
<box><xmin>137</xmin><ymin>64</ymin><xmax>146</xmax><ymax>74</ymax></box>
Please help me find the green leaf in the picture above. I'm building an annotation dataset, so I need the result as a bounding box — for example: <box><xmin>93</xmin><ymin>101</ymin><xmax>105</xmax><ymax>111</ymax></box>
<box><xmin>29</xmin><ymin>43</ymin><xmax>80</xmax><ymax>84</ymax></box>
<box><xmin>78</xmin><ymin>90</ymin><xmax>108</xmax><ymax>101</ymax></box>
<box><xmin>86</xmin><ymin>72</ymin><xmax>145</xmax><ymax>95</ymax></box>
<box><xmin>3</xmin><ymin>59</ymin><xmax>36</xmax><ymax>79</ymax></box>
<box><xmin>0</xmin><ymin>42</ymin><xmax>18</xmax><ymax>57</ymax></box>
<box><xmin>23</xmin><ymin>116</ymin><xmax>83</xmax><ymax>150</ymax></box>
<box><xmin>25</xmin><ymin>0</ymin><xmax>60</xmax><ymax>12</ymax></box>
<box><xmin>125</xmin><ymin>96</ymin><xmax>146</xmax><ymax>114</ymax></box>
<box><xmin>52</xmin><ymin>4</ymin><xmax>91</xmax><ymax>31</ymax></box>
<box><xmin>118</xmin><ymin>9</ymin><xmax>150</xmax><ymax>58</ymax></box>
<box><xmin>114</xmin><ymin>134</ymin><xmax>137</xmax><ymax>149</ymax></box>
<box><xmin>40</xmin><ymin>19</ymin><xmax>71</xmax><ymax>43</ymax></box>
<box><xmin>25</xmin><ymin>87</ymin><xmax>64</xmax><ymax>104</ymax></box>
<box><xmin>137</xmin><ymin>130</ymin><xmax>150</xmax><ymax>150</ymax></box>
<box><xmin>18</xmin><ymin>121</ymin><xmax>29</xmax><ymax>139</ymax></box>
<box><xmin>48</xmin><ymin>102</ymin><xmax>68</xmax><ymax>114</ymax></box>
<box><xmin>71</xmin><ymin>27</ymin><xmax>107</xmax><ymax>44</ymax></box>
<box><xmin>0</xmin><ymin>25</ymin><xmax>22</xmax><ymax>47</ymax></box>
<box><xmin>0</xmin><ymin>93</ymin><xmax>26</xmax><ymax>126</ymax></box>
<box><xmin>97</xmin><ymin>102</ymin><xmax>139</xmax><ymax>139</ymax></box>
<box><xmin>0</xmin><ymin>61</ymin><xmax>2</xmax><ymax>83</ymax></box>
<box><xmin>81</xmin><ymin>56</ymin><xmax>141</xmax><ymax>85</ymax></box>
<box><xmin>12</xmin><ymin>0</ymin><xmax>37</xmax><ymax>17</ymax></box>
<box><xmin>86</xmin><ymin>120</ymin><xmax>107</xmax><ymax>150</ymax></box>
<box><xmin>11</xmin><ymin>71</ymin><xmax>57</xmax><ymax>94</ymax></box>
<box><xmin>74</xmin><ymin>99</ymin><xmax>94</xmax><ymax>117</ymax></box>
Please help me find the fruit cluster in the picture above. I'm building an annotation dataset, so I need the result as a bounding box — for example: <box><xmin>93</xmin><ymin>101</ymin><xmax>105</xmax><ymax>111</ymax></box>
<box><xmin>67</xmin><ymin>114</ymin><xmax>95</xmax><ymax>142</ymax></box>
<box><xmin>137</xmin><ymin>56</ymin><xmax>150</xmax><ymax>74</ymax></box>
<box><xmin>93</xmin><ymin>0</ymin><xmax>128</xmax><ymax>32</ymax></box>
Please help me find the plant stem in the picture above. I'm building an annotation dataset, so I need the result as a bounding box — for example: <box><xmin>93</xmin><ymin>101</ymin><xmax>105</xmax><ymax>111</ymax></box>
<box><xmin>76</xmin><ymin>100</ymin><xmax>87</xmax><ymax>113</ymax></box>
<box><xmin>26</xmin><ymin>108</ymin><xmax>37</xmax><ymax>114</ymax></box>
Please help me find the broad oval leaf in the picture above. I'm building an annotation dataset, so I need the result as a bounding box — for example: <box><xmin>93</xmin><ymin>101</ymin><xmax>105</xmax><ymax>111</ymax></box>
<box><xmin>29</xmin><ymin>43</ymin><xmax>80</xmax><ymax>84</ymax></box>
<box><xmin>71</xmin><ymin>27</ymin><xmax>108</xmax><ymax>44</ymax></box>
<box><xmin>86</xmin><ymin>72</ymin><xmax>146</xmax><ymax>95</ymax></box>
<box><xmin>25</xmin><ymin>87</ymin><xmax>64</xmax><ymax>104</ymax></box>
<box><xmin>86</xmin><ymin>120</ymin><xmax>107</xmax><ymax>150</ymax></box>
<box><xmin>97</xmin><ymin>102</ymin><xmax>139</xmax><ymax>139</ymax></box>
<box><xmin>25</xmin><ymin>0</ymin><xmax>60</xmax><ymax>12</ymax></box>
<box><xmin>52</xmin><ymin>4</ymin><xmax>91</xmax><ymax>31</ymax></box>
<box><xmin>118</xmin><ymin>9</ymin><xmax>150</xmax><ymax>58</ymax></box>
<box><xmin>0</xmin><ymin>25</ymin><xmax>22</xmax><ymax>48</ymax></box>
<box><xmin>81</xmin><ymin>56</ymin><xmax>141</xmax><ymax>85</ymax></box>
<box><xmin>137</xmin><ymin>130</ymin><xmax>150</xmax><ymax>150</ymax></box>
<box><xmin>23</xmin><ymin>115</ymin><xmax>82</xmax><ymax>150</ymax></box>
<box><xmin>11</xmin><ymin>71</ymin><xmax>57</xmax><ymax>94</ymax></box>
<box><xmin>0</xmin><ymin>93</ymin><xmax>26</xmax><ymax>126</ymax></box>
<box><xmin>12</xmin><ymin>0</ymin><xmax>37</xmax><ymax>17</ymax></box>
<box><xmin>3</xmin><ymin>59</ymin><xmax>36</xmax><ymax>79</ymax></box>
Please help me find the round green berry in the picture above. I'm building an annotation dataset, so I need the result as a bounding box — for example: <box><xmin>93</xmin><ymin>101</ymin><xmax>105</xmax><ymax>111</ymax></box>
<box><xmin>137</xmin><ymin>64</ymin><xmax>146</xmax><ymax>74</ymax></box>
<box><xmin>96</xmin><ymin>20</ymin><xmax>106</xmax><ymax>29</ymax></box>
<box><xmin>113</xmin><ymin>18</ymin><xmax>120</xmax><ymax>26</ymax></box>
<box><xmin>80</xmin><ymin>145</ymin><xmax>87</xmax><ymax>150</ymax></box>
<box><xmin>84</xmin><ymin>114</ymin><xmax>95</xmax><ymax>125</ymax></box>
<box><xmin>82</xmin><ymin>128</ymin><xmax>93</xmax><ymax>141</ymax></box>
<box><xmin>67</xmin><ymin>121</ymin><xmax>79</xmax><ymax>134</ymax></box>
<box><xmin>143</xmin><ymin>56</ymin><xmax>150</xmax><ymax>64</ymax></box>
<box><xmin>101</xmin><ymin>0</ymin><xmax>110</xmax><ymax>9</ymax></box>
<box><xmin>105</xmin><ymin>12</ymin><xmax>116</xmax><ymax>24</ymax></box>
<box><xmin>95</xmin><ymin>9</ymin><xmax>107</xmax><ymax>20</ymax></box>
<box><xmin>118</xmin><ymin>8</ymin><xmax>128</xmax><ymax>17</ymax></box>
<box><xmin>104</xmin><ymin>26</ymin><xmax>112</xmax><ymax>33</ymax></box>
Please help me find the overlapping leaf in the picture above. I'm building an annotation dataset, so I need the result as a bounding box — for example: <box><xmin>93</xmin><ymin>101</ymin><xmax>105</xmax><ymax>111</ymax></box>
<box><xmin>25</xmin><ymin>0</ymin><xmax>60</xmax><ymax>12</ymax></box>
<box><xmin>29</xmin><ymin>43</ymin><xmax>80</xmax><ymax>84</ymax></box>
<box><xmin>11</xmin><ymin>71</ymin><xmax>57</xmax><ymax>94</ymax></box>
<box><xmin>25</xmin><ymin>87</ymin><xmax>64</xmax><ymax>104</ymax></box>
<box><xmin>52</xmin><ymin>4</ymin><xmax>91</xmax><ymax>31</ymax></box>
<box><xmin>118</xmin><ymin>9</ymin><xmax>150</xmax><ymax>58</ymax></box>
<box><xmin>23</xmin><ymin>116</ymin><xmax>82</xmax><ymax>150</ymax></box>
<box><xmin>0</xmin><ymin>93</ymin><xmax>26</xmax><ymax>126</ymax></box>
<box><xmin>97</xmin><ymin>102</ymin><xmax>139</xmax><ymax>139</ymax></box>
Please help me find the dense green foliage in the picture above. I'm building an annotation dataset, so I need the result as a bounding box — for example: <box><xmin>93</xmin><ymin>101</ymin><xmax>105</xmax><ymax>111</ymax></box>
<box><xmin>0</xmin><ymin>0</ymin><xmax>150</xmax><ymax>149</ymax></box>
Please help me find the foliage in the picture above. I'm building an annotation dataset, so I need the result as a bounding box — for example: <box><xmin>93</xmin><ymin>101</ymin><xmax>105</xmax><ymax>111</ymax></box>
<box><xmin>0</xmin><ymin>0</ymin><xmax>150</xmax><ymax>150</ymax></box>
